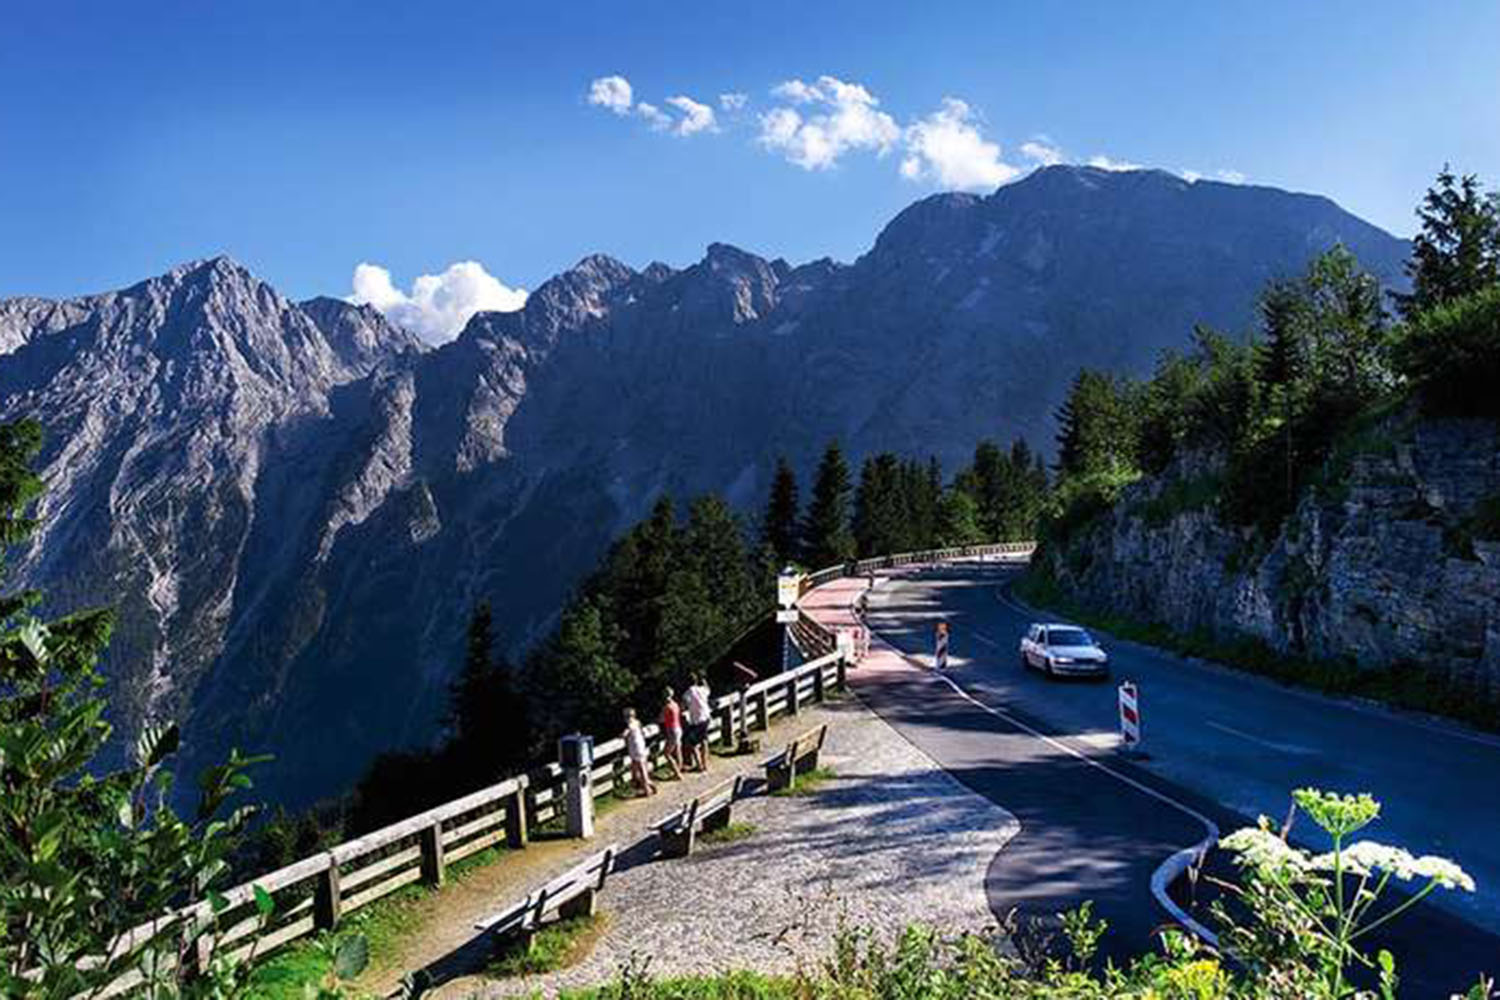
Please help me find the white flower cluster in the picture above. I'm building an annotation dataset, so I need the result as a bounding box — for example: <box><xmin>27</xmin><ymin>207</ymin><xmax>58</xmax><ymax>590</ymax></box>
<box><xmin>1221</xmin><ymin>825</ymin><xmax>1311</xmax><ymax>874</ymax></box>
<box><xmin>1319</xmin><ymin>841</ymin><xmax>1476</xmax><ymax>892</ymax></box>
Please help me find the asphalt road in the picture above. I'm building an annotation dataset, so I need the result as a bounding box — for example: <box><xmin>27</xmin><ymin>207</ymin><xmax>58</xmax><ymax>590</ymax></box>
<box><xmin>852</xmin><ymin>560</ymin><xmax>1500</xmax><ymax>993</ymax></box>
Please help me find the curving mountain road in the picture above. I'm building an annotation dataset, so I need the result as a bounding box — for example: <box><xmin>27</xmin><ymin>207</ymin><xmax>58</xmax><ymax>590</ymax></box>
<box><xmin>806</xmin><ymin>560</ymin><xmax>1500</xmax><ymax>994</ymax></box>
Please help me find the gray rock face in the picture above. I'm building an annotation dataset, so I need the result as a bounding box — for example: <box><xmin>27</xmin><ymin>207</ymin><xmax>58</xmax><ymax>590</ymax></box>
<box><xmin>1039</xmin><ymin>414</ymin><xmax>1500</xmax><ymax>709</ymax></box>
<box><xmin>0</xmin><ymin>166</ymin><xmax>1413</xmax><ymax>804</ymax></box>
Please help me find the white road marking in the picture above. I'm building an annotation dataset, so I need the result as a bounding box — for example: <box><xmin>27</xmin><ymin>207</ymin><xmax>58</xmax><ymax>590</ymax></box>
<box><xmin>869</xmin><ymin>574</ymin><xmax>1221</xmax><ymax>946</ymax></box>
<box><xmin>1205</xmin><ymin>720</ymin><xmax>1318</xmax><ymax>756</ymax></box>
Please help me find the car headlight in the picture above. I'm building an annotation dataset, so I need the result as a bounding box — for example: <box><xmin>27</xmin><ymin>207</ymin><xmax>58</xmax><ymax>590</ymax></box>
<box><xmin>1052</xmin><ymin>656</ymin><xmax>1074</xmax><ymax>664</ymax></box>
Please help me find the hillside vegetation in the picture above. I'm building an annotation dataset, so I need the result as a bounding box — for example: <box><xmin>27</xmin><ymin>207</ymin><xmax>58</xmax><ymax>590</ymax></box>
<box><xmin>1027</xmin><ymin>167</ymin><xmax>1500</xmax><ymax>718</ymax></box>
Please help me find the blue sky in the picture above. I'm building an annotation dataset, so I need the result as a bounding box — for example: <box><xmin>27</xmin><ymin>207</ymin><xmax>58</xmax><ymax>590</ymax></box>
<box><xmin>2</xmin><ymin>1</ymin><xmax>1496</xmax><ymax>341</ymax></box>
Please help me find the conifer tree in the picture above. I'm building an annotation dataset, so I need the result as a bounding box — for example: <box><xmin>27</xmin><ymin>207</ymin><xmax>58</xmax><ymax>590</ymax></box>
<box><xmin>802</xmin><ymin>441</ymin><xmax>855</xmax><ymax>568</ymax></box>
<box><xmin>1394</xmin><ymin>166</ymin><xmax>1500</xmax><ymax>319</ymax></box>
<box><xmin>761</xmin><ymin>456</ymin><xmax>801</xmax><ymax>566</ymax></box>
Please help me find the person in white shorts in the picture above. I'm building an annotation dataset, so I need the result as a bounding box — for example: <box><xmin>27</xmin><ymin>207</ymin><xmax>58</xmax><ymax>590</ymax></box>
<box><xmin>622</xmin><ymin>707</ymin><xmax>655</xmax><ymax>797</ymax></box>
<box><xmin>683</xmin><ymin>675</ymin><xmax>713</xmax><ymax>772</ymax></box>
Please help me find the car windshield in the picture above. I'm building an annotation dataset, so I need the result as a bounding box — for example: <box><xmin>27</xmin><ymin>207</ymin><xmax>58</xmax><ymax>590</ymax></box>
<box><xmin>1046</xmin><ymin>628</ymin><xmax>1093</xmax><ymax>647</ymax></box>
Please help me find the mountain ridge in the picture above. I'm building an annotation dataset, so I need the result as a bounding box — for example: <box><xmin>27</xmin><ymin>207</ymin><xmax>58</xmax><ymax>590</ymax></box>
<box><xmin>0</xmin><ymin>165</ymin><xmax>1411</xmax><ymax>805</ymax></box>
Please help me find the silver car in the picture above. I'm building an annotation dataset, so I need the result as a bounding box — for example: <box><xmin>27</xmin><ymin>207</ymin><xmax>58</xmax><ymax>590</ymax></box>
<box><xmin>1020</xmin><ymin>623</ymin><xmax>1109</xmax><ymax>678</ymax></box>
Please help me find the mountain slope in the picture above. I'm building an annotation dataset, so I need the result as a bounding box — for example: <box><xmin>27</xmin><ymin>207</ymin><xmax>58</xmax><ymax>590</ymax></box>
<box><xmin>0</xmin><ymin>167</ymin><xmax>1409</xmax><ymax>804</ymax></box>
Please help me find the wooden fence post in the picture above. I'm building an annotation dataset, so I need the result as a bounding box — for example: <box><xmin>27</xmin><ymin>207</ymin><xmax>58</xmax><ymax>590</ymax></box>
<box><xmin>813</xmin><ymin>662</ymin><xmax>825</xmax><ymax>703</ymax></box>
<box><xmin>505</xmin><ymin>781</ymin><xmax>530</xmax><ymax>849</ymax></box>
<box><xmin>313</xmin><ymin>859</ymin><xmax>342</xmax><ymax>930</ymax></box>
<box><xmin>718</xmin><ymin>703</ymin><xmax>735</xmax><ymax>750</ymax></box>
<box><xmin>836</xmin><ymin>655</ymin><xmax>848</xmax><ymax>691</ymax></box>
<box><xmin>788</xmin><ymin>673</ymin><xmax>800</xmax><ymax>715</ymax></box>
<box><xmin>754</xmin><ymin>689</ymin><xmax>770</xmax><ymax>730</ymax></box>
<box><xmin>419</xmin><ymin>820</ymin><xmax>446</xmax><ymax>887</ymax></box>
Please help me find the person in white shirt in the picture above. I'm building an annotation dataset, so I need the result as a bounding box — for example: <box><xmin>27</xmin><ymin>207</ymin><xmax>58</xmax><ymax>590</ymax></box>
<box><xmin>682</xmin><ymin>675</ymin><xmax>713</xmax><ymax>772</ymax></box>
<box><xmin>622</xmin><ymin>707</ymin><xmax>655</xmax><ymax>797</ymax></box>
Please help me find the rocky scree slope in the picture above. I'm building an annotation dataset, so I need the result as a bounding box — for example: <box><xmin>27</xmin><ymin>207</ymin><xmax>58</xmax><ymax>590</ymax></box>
<box><xmin>0</xmin><ymin>166</ymin><xmax>1410</xmax><ymax>804</ymax></box>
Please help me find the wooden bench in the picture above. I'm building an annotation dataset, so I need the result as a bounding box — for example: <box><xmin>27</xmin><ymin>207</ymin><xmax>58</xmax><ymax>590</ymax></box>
<box><xmin>653</xmin><ymin>775</ymin><xmax>745</xmax><ymax>858</ymax></box>
<box><xmin>473</xmin><ymin>844</ymin><xmax>617</xmax><ymax>952</ymax></box>
<box><xmin>761</xmin><ymin>723</ymin><xmax>827</xmax><ymax>792</ymax></box>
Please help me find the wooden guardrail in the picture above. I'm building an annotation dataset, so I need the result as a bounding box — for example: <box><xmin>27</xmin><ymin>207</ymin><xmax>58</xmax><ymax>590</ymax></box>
<box><xmin>97</xmin><ymin>542</ymin><xmax>1028</xmax><ymax>991</ymax></box>
<box><xmin>99</xmin><ymin>651</ymin><xmax>849</xmax><ymax>989</ymax></box>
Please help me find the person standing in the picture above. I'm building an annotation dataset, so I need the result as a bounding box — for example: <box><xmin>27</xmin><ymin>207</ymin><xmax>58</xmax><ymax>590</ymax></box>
<box><xmin>660</xmin><ymin>687</ymin><xmax>685</xmax><ymax>780</ymax></box>
<box><xmin>622</xmin><ymin>708</ymin><xmax>656</xmax><ymax>797</ymax></box>
<box><xmin>683</xmin><ymin>675</ymin><xmax>713</xmax><ymax>772</ymax></box>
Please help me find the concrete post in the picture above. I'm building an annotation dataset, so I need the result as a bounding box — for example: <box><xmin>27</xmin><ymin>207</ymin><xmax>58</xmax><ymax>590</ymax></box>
<box><xmin>559</xmin><ymin>734</ymin><xmax>595</xmax><ymax>840</ymax></box>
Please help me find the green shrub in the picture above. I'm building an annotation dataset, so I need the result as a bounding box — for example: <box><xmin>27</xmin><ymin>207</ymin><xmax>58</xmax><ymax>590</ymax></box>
<box><xmin>1393</xmin><ymin>284</ymin><xmax>1500</xmax><ymax>416</ymax></box>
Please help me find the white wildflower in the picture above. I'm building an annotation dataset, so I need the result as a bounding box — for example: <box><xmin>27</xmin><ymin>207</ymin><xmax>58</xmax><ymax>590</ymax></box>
<box><xmin>1222</xmin><ymin>826</ymin><xmax>1311</xmax><ymax>873</ymax></box>
<box><xmin>1410</xmin><ymin>855</ymin><xmax>1476</xmax><ymax>892</ymax></box>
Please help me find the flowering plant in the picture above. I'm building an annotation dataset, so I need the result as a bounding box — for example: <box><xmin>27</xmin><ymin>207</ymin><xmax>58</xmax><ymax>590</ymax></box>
<box><xmin>1215</xmin><ymin>787</ymin><xmax>1476</xmax><ymax>998</ymax></box>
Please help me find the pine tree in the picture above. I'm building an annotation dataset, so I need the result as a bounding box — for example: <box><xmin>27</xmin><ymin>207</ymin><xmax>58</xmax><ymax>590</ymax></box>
<box><xmin>937</xmin><ymin>488</ymin><xmax>985</xmax><ymax>545</ymax></box>
<box><xmin>802</xmin><ymin>441</ymin><xmax>855</xmax><ymax>568</ymax></box>
<box><xmin>1393</xmin><ymin>166</ymin><xmax>1500</xmax><ymax>319</ymax></box>
<box><xmin>1055</xmin><ymin>370</ymin><xmax>1139</xmax><ymax>479</ymax></box>
<box><xmin>761</xmin><ymin>456</ymin><xmax>801</xmax><ymax>566</ymax></box>
<box><xmin>853</xmin><ymin>453</ymin><xmax>905</xmax><ymax>557</ymax></box>
<box><xmin>446</xmin><ymin>601</ymin><xmax>531</xmax><ymax>783</ymax></box>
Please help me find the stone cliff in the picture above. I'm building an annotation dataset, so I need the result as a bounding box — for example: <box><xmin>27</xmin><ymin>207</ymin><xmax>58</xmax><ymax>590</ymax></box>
<box><xmin>1038</xmin><ymin>411</ymin><xmax>1500</xmax><ymax>702</ymax></box>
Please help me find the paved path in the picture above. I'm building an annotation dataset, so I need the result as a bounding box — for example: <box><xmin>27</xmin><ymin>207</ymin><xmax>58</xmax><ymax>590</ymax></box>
<box><xmin>388</xmin><ymin>695</ymin><xmax>1018</xmax><ymax>998</ymax></box>
<box><xmin>810</xmin><ymin>560</ymin><xmax>1500</xmax><ymax>995</ymax></box>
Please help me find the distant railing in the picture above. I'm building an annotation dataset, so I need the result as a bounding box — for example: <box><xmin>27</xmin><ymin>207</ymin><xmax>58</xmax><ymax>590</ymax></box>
<box><xmin>95</xmin><ymin>541</ymin><xmax>1032</xmax><ymax>991</ymax></box>
<box><xmin>792</xmin><ymin>541</ymin><xmax>1036</xmax><ymax>654</ymax></box>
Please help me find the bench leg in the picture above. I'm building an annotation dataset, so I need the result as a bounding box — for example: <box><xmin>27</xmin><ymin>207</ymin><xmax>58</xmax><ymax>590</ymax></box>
<box><xmin>558</xmin><ymin>888</ymin><xmax>597</xmax><ymax>921</ymax></box>
<box><xmin>659</xmin><ymin>828</ymin><xmax>691</xmax><ymax>859</ymax></box>
<box><xmin>702</xmin><ymin>806</ymin><xmax>731</xmax><ymax>834</ymax></box>
<box><xmin>765</xmin><ymin>765</ymin><xmax>790</xmax><ymax>792</ymax></box>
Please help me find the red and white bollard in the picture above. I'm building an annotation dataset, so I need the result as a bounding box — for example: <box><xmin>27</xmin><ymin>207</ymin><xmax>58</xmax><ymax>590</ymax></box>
<box><xmin>1118</xmin><ymin>680</ymin><xmax>1142</xmax><ymax>754</ymax></box>
<box><xmin>934</xmin><ymin>621</ymin><xmax>950</xmax><ymax>671</ymax></box>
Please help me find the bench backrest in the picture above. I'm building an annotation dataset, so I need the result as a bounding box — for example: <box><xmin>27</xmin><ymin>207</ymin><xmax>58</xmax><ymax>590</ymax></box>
<box><xmin>699</xmin><ymin>774</ymin><xmax>744</xmax><ymax>810</ymax></box>
<box><xmin>477</xmin><ymin>844</ymin><xmax>618</xmax><ymax>932</ymax></box>
<box><xmin>787</xmin><ymin>724</ymin><xmax>827</xmax><ymax>761</ymax></box>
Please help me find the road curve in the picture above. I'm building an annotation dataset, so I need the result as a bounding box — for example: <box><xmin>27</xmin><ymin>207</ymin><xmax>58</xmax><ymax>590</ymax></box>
<box><xmin>803</xmin><ymin>560</ymin><xmax>1500</xmax><ymax>995</ymax></box>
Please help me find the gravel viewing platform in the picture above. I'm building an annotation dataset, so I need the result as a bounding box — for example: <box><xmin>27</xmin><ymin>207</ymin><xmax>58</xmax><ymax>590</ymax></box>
<box><xmin>413</xmin><ymin>687</ymin><xmax>1018</xmax><ymax>998</ymax></box>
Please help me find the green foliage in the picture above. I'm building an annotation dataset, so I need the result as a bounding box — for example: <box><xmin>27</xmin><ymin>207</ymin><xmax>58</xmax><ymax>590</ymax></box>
<box><xmin>1393</xmin><ymin>283</ymin><xmax>1500</xmax><ymax>416</ymax></box>
<box><xmin>803</xmin><ymin>441</ymin><xmax>856</xmax><ymax>567</ymax></box>
<box><xmin>761</xmin><ymin>457</ymin><xmax>801</xmax><ymax>567</ymax></box>
<box><xmin>489</xmin><ymin>913</ymin><xmax>607</xmax><ymax>978</ymax></box>
<box><xmin>1055</xmin><ymin>370</ymin><xmax>1140</xmax><ymax>480</ymax></box>
<box><xmin>0</xmin><ymin>419</ymin><xmax>269</xmax><ymax>998</ymax></box>
<box><xmin>769</xmin><ymin>765</ymin><xmax>835</xmax><ymax>797</ymax></box>
<box><xmin>1392</xmin><ymin>165</ymin><xmax>1500</xmax><ymax>320</ymax></box>
<box><xmin>698</xmin><ymin>821</ymin><xmax>758</xmax><ymax>845</ymax></box>
<box><xmin>953</xmin><ymin>439</ymin><xmax>1049</xmax><ymax>542</ymax></box>
<box><xmin>935</xmin><ymin>488</ymin><xmax>985</xmax><ymax>546</ymax></box>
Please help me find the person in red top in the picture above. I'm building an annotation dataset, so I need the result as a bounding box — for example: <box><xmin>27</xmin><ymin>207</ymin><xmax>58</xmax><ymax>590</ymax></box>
<box><xmin>659</xmin><ymin>687</ymin><xmax>685</xmax><ymax>780</ymax></box>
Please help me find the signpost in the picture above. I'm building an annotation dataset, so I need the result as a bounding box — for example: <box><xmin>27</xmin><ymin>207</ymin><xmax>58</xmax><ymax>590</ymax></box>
<box><xmin>934</xmin><ymin>621</ymin><xmax>950</xmax><ymax>671</ymax></box>
<box><xmin>777</xmin><ymin>566</ymin><xmax>801</xmax><ymax>673</ymax></box>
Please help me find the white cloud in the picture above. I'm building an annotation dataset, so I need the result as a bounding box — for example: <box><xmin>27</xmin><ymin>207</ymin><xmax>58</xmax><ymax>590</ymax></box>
<box><xmin>899</xmin><ymin>98</ymin><xmax>1019</xmax><ymax>192</ymax></box>
<box><xmin>1216</xmin><ymin>168</ymin><xmax>1247</xmax><ymax>184</ymax></box>
<box><xmin>1087</xmin><ymin>154</ymin><xmax>1143</xmax><ymax>172</ymax></box>
<box><xmin>1020</xmin><ymin>139</ymin><xmax>1066</xmax><ymax>167</ymax></box>
<box><xmin>665</xmin><ymin>95</ymin><xmax>716</xmax><ymax>136</ymax></box>
<box><xmin>718</xmin><ymin>92</ymin><xmax>748</xmax><ymax>111</ymax></box>
<box><xmin>634</xmin><ymin>101</ymin><xmax>670</xmax><ymax>131</ymax></box>
<box><xmin>349</xmin><ymin>261</ymin><xmax>527</xmax><ymax>345</ymax></box>
<box><xmin>757</xmin><ymin>75</ymin><xmax>900</xmax><ymax>170</ymax></box>
<box><xmin>587</xmin><ymin>75</ymin><xmax>634</xmax><ymax>116</ymax></box>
